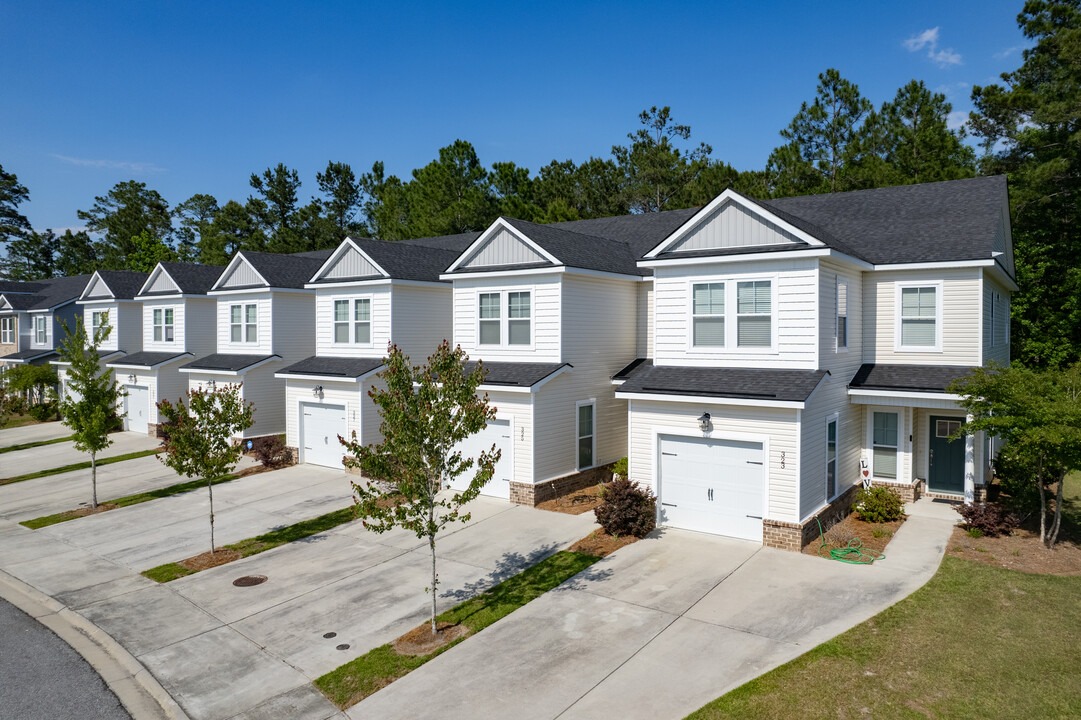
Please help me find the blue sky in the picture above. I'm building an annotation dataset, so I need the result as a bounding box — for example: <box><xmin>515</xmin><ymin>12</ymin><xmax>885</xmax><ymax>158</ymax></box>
<box><xmin>2</xmin><ymin>0</ymin><xmax>1029</xmax><ymax>233</ymax></box>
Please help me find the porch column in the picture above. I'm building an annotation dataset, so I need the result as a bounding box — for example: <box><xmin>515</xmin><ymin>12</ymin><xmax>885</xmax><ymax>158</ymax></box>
<box><xmin>964</xmin><ymin>413</ymin><xmax>975</xmax><ymax>503</ymax></box>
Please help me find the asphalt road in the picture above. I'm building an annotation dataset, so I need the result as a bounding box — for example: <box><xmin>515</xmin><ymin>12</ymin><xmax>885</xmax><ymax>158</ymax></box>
<box><xmin>0</xmin><ymin>597</ymin><xmax>130</xmax><ymax>720</ymax></box>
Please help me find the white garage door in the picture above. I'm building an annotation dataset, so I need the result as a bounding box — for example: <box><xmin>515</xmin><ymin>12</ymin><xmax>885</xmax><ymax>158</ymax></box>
<box><xmin>448</xmin><ymin>418</ymin><xmax>512</xmax><ymax>499</ymax></box>
<box><xmin>301</xmin><ymin>403</ymin><xmax>348</xmax><ymax>469</ymax></box>
<box><xmin>657</xmin><ymin>434</ymin><xmax>765</xmax><ymax>541</ymax></box>
<box><xmin>124</xmin><ymin>385</ymin><xmax>149</xmax><ymax>434</ymax></box>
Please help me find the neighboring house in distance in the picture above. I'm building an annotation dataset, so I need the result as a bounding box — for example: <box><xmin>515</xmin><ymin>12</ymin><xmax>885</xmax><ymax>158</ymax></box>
<box><xmin>54</xmin><ymin>270</ymin><xmax>148</xmax><ymax>402</ymax></box>
<box><xmin>614</xmin><ymin>175</ymin><xmax>1013</xmax><ymax>550</ymax></box>
<box><xmin>179</xmin><ymin>250</ymin><xmax>334</xmax><ymax>439</ymax></box>
<box><xmin>107</xmin><ymin>262</ymin><xmax>224</xmax><ymax>435</ymax></box>
<box><xmin>0</xmin><ymin>275</ymin><xmax>92</xmax><ymax>368</ymax></box>
<box><xmin>274</xmin><ymin>237</ymin><xmax>461</xmax><ymax>468</ymax></box>
<box><xmin>0</xmin><ymin>280</ymin><xmax>47</xmax><ymax>362</ymax></box>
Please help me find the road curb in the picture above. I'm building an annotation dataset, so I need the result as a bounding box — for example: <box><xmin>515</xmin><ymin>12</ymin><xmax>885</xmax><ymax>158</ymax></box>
<box><xmin>0</xmin><ymin>568</ymin><xmax>190</xmax><ymax>720</ymax></box>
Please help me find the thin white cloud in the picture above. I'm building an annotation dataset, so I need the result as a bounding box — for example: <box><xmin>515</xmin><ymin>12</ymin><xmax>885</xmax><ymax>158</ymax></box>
<box><xmin>51</xmin><ymin>154</ymin><xmax>164</xmax><ymax>174</ymax></box>
<box><xmin>47</xmin><ymin>226</ymin><xmax>89</xmax><ymax>235</ymax></box>
<box><xmin>904</xmin><ymin>26</ymin><xmax>962</xmax><ymax>67</ymax></box>
<box><xmin>947</xmin><ymin>111</ymin><xmax>968</xmax><ymax>131</ymax></box>
<box><xmin>994</xmin><ymin>45</ymin><xmax>1024</xmax><ymax>59</ymax></box>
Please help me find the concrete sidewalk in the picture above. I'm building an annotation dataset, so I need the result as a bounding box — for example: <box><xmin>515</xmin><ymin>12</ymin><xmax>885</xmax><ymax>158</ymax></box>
<box><xmin>0</xmin><ymin>421</ymin><xmax>71</xmax><ymax>448</ymax></box>
<box><xmin>350</xmin><ymin>498</ymin><xmax>957</xmax><ymax>720</ymax></box>
<box><xmin>0</xmin><ymin>431</ymin><xmax>161</xmax><ymax>478</ymax></box>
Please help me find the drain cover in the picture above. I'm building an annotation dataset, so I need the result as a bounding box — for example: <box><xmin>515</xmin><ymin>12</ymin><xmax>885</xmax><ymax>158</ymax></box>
<box><xmin>323</xmin><ymin>632</ymin><xmax>337</xmax><ymax>639</ymax></box>
<box><xmin>232</xmin><ymin>575</ymin><xmax>268</xmax><ymax>587</ymax></box>
<box><xmin>336</xmin><ymin>644</ymin><xmax>350</xmax><ymax>651</ymax></box>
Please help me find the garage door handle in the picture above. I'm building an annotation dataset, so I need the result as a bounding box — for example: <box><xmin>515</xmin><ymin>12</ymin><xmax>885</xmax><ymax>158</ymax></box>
<box><xmin>746</xmin><ymin>515</ymin><xmax>762</xmax><ymax>519</ymax></box>
<box><xmin>661</xmin><ymin>452</ymin><xmax>678</xmax><ymax>456</ymax></box>
<box><xmin>661</xmin><ymin>502</ymin><xmax>678</xmax><ymax>508</ymax></box>
<box><xmin>746</xmin><ymin>461</ymin><xmax>763</xmax><ymax>465</ymax></box>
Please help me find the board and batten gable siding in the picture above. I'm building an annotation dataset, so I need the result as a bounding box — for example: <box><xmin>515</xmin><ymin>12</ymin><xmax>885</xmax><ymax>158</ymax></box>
<box><xmin>146</xmin><ymin>270</ymin><xmax>179</xmax><ymax>294</ymax></box>
<box><xmin>314</xmin><ymin>286</ymin><xmax>391</xmax><ymax>358</ymax></box>
<box><xmin>216</xmin><ymin>293</ymin><xmax>273</xmax><ymax>355</ymax></box>
<box><xmin>666</xmin><ymin>199</ymin><xmax>803</xmax><ymax>253</ymax></box>
<box><xmin>461</xmin><ymin>228</ymin><xmax>546</xmax><ymax>269</ymax></box>
<box><xmin>532</xmin><ymin>274</ymin><xmax>638</xmax><ymax>483</ymax></box>
<box><xmin>83</xmin><ymin>275</ymin><xmax>112</xmax><ymax>300</ymax></box>
<box><xmin>653</xmin><ymin>257</ymin><xmax>819</xmax><ymax>369</ymax></box>
<box><xmin>142</xmin><ymin>299</ymin><xmax>186</xmax><ymax>353</ymax></box>
<box><xmin>268</xmin><ymin>291</ymin><xmax>316</xmax><ymax>362</ymax></box>
<box><xmin>322</xmin><ymin>246</ymin><xmax>383</xmax><ymax>280</ymax></box>
<box><xmin>862</xmin><ymin>267</ymin><xmax>981</xmax><ymax>366</ymax></box>
<box><xmin>390</xmin><ymin>284</ymin><xmax>453</xmax><ymax>361</ymax></box>
<box><xmin>218</xmin><ymin>260</ymin><xmax>265</xmax><ymax>289</ymax></box>
<box><xmin>636</xmin><ymin>281</ymin><xmax>653</xmax><ymax>359</ymax></box>
<box><xmin>627</xmin><ymin>399</ymin><xmax>801</xmax><ymax>524</ymax></box>
<box><xmin>982</xmin><ymin>270</ymin><xmax>1011</xmax><ymax>366</ymax></box>
<box><xmin>451</xmin><ymin>273</ymin><xmax>561</xmax><ymax>362</ymax></box>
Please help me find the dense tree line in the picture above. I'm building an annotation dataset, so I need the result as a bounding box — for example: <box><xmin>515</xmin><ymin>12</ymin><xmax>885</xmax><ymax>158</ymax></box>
<box><xmin>0</xmin><ymin>0</ymin><xmax>1077</xmax><ymax>367</ymax></box>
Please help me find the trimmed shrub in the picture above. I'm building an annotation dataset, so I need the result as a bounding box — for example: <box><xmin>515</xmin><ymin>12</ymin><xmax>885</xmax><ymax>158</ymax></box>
<box><xmin>252</xmin><ymin>435</ymin><xmax>292</xmax><ymax>468</ymax></box>
<box><xmin>852</xmin><ymin>486</ymin><xmax>904</xmax><ymax>523</ymax></box>
<box><xmin>611</xmin><ymin>457</ymin><xmax>628</xmax><ymax>478</ymax></box>
<box><xmin>956</xmin><ymin>502</ymin><xmax>1018</xmax><ymax>537</ymax></box>
<box><xmin>594</xmin><ymin>477</ymin><xmax>656</xmax><ymax>538</ymax></box>
<box><xmin>27</xmin><ymin>401</ymin><xmax>58</xmax><ymax>422</ymax></box>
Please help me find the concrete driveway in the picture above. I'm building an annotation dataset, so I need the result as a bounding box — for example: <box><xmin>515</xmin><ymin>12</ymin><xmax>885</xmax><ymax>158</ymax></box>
<box><xmin>0</xmin><ymin>431</ymin><xmax>161</xmax><ymax>478</ymax></box>
<box><xmin>350</xmin><ymin>498</ymin><xmax>958</xmax><ymax>720</ymax></box>
<box><xmin>0</xmin><ymin>421</ymin><xmax>71</xmax><ymax>447</ymax></box>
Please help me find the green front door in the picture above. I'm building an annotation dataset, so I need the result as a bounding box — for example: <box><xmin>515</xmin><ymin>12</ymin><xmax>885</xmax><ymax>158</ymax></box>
<box><xmin>928</xmin><ymin>415</ymin><xmax>965</xmax><ymax>494</ymax></box>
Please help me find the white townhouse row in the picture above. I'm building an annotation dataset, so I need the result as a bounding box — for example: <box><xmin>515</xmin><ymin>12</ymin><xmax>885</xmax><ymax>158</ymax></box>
<box><xmin>0</xmin><ymin>175</ymin><xmax>1014</xmax><ymax>552</ymax></box>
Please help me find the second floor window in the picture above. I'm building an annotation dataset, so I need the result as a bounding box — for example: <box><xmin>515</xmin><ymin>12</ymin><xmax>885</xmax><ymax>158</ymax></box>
<box><xmin>91</xmin><ymin>310</ymin><xmax>109</xmax><ymax>337</ymax></box>
<box><xmin>230</xmin><ymin>303</ymin><xmax>257</xmax><ymax>343</ymax></box>
<box><xmin>737</xmin><ymin>280</ymin><xmax>772</xmax><ymax>347</ymax></box>
<box><xmin>836</xmin><ymin>280</ymin><xmax>848</xmax><ymax>350</ymax></box>
<box><xmin>153</xmin><ymin>308</ymin><xmax>174</xmax><ymax>342</ymax></box>
<box><xmin>1</xmin><ymin>317</ymin><xmax>13</xmax><ymax>344</ymax></box>
<box><xmin>899</xmin><ymin>285</ymin><xmax>938</xmax><ymax>349</ymax></box>
<box><xmin>334</xmin><ymin>298</ymin><xmax>371</xmax><ymax>344</ymax></box>
<box><xmin>508</xmin><ymin>291</ymin><xmax>530</xmax><ymax>345</ymax></box>
<box><xmin>34</xmin><ymin>316</ymin><xmax>47</xmax><ymax>344</ymax></box>
<box><xmin>479</xmin><ymin>291</ymin><xmax>531</xmax><ymax>347</ymax></box>
<box><xmin>479</xmin><ymin>293</ymin><xmax>501</xmax><ymax>345</ymax></box>
<box><xmin>692</xmin><ymin>282</ymin><xmax>725</xmax><ymax>347</ymax></box>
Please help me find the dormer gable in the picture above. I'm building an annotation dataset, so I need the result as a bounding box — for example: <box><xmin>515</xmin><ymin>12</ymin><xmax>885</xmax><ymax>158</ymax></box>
<box><xmin>213</xmin><ymin>253</ymin><xmax>270</xmax><ymax>291</ymax></box>
<box><xmin>81</xmin><ymin>272</ymin><xmax>115</xmax><ymax>301</ymax></box>
<box><xmin>447</xmin><ymin>218</ymin><xmax>559</xmax><ymax>273</ymax></box>
<box><xmin>139</xmin><ymin>264</ymin><xmax>182</xmax><ymax>296</ymax></box>
<box><xmin>310</xmin><ymin>238</ymin><xmax>389</xmax><ymax>283</ymax></box>
<box><xmin>645</xmin><ymin>189</ymin><xmax>825</xmax><ymax>259</ymax></box>
<box><xmin>0</xmin><ymin>296</ymin><xmax>13</xmax><ymax>311</ymax></box>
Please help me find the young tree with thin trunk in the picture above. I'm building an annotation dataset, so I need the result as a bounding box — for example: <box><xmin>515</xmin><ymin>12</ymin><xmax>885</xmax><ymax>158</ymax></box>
<box><xmin>55</xmin><ymin>316</ymin><xmax>124</xmax><ymax>509</ymax></box>
<box><xmin>342</xmin><ymin>341</ymin><xmax>499</xmax><ymax>634</ymax></box>
<box><xmin>157</xmin><ymin>384</ymin><xmax>254</xmax><ymax>554</ymax></box>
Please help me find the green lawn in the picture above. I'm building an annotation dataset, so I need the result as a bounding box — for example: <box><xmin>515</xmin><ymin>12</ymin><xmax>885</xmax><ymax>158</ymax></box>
<box><xmin>0</xmin><ymin>434</ymin><xmax>73</xmax><ymax>454</ymax></box>
<box><xmin>315</xmin><ymin>550</ymin><xmax>600</xmax><ymax>709</ymax></box>
<box><xmin>686</xmin><ymin>555</ymin><xmax>1081</xmax><ymax>719</ymax></box>
<box><xmin>142</xmin><ymin>506</ymin><xmax>358</xmax><ymax>582</ymax></box>
<box><xmin>19</xmin><ymin>474</ymin><xmax>238</xmax><ymax>529</ymax></box>
<box><xmin>0</xmin><ymin>448</ymin><xmax>162</xmax><ymax>485</ymax></box>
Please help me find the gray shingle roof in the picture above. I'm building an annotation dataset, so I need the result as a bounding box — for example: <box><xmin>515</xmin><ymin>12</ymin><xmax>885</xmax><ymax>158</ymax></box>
<box><xmin>0</xmin><ymin>280</ymin><xmax>46</xmax><ymax>294</ymax></box>
<box><xmin>400</xmin><ymin>231</ymin><xmax>483</xmax><ymax>253</ymax></box>
<box><xmin>613</xmin><ymin>357</ymin><xmax>650</xmax><ymax>381</ymax></box>
<box><xmin>1</xmin><ymin>294</ymin><xmax>47</xmax><ymax>310</ymax></box>
<box><xmin>276</xmin><ymin>356</ymin><xmax>385</xmax><ymax>378</ymax></box>
<box><xmin>1</xmin><ymin>348</ymin><xmax>58</xmax><ymax>362</ymax></box>
<box><xmin>4</xmin><ymin>275</ymin><xmax>95</xmax><ymax>311</ymax></box>
<box><xmin>465</xmin><ymin>361</ymin><xmax>571</xmax><ymax>388</ymax></box>
<box><xmin>849</xmin><ymin>364</ymin><xmax>974</xmax><ymax>393</ymax></box>
<box><xmin>551</xmin><ymin>207</ymin><xmax>701</xmax><ymax>260</ymax></box>
<box><xmin>311</xmin><ymin>238</ymin><xmax>462</xmax><ymax>284</ymax></box>
<box><xmin>237</xmin><ymin>250</ymin><xmax>334</xmax><ymax>289</ymax></box>
<box><xmin>144</xmin><ymin>262</ymin><xmax>225</xmax><ymax>296</ymax></box>
<box><xmin>617</xmin><ymin>363</ymin><xmax>827</xmax><ymax>403</ymax></box>
<box><xmin>107</xmin><ymin>350</ymin><xmax>193</xmax><ymax>369</ymax></box>
<box><xmin>179</xmin><ymin>353</ymin><xmax>280</xmax><ymax>372</ymax></box>
<box><xmin>87</xmin><ymin>270</ymin><xmax>149</xmax><ymax>300</ymax></box>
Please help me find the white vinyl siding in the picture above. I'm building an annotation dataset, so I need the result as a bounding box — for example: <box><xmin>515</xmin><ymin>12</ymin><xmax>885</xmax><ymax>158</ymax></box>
<box><xmin>188</xmin><ymin>366</ymin><xmax>284</xmax><ymax>438</ymax></box>
<box><xmin>216</xmin><ymin>295</ymin><xmax>272</xmax><ymax>355</ymax></box>
<box><xmin>636</xmin><ymin>281</ymin><xmax>653</xmax><ymax>359</ymax></box>
<box><xmin>315</xmin><ymin>287</ymin><xmax>390</xmax><ymax>358</ymax></box>
<box><xmin>390</xmin><ymin>284</ymin><xmax>453</xmax><ymax>362</ymax></box>
<box><xmin>143</xmin><ymin>300</ymin><xmax>192</xmax><ymax>353</ymax></box>
<box><xmin>80</xmin><ymin>302</ymin><xmax>128</xmax><ymax>352</ymax></box>
<box><xmin>982</xmin><ymin>271</ymin><xmax>1011</xmax><ymax>366</ymax></box>
<box><xmin>452</xmin><ymin>274</ymin><xmax>560</xmax><ymax>362</ymax></box>
<box><xmin>284</xmin><ymin>378</ymin><xmax>378</xmax><ymax>456</ymax></box>
<box><xmin>268</xmin><ymin>291</ymin><xmax>317</xmax><ymax>363</ymax></box>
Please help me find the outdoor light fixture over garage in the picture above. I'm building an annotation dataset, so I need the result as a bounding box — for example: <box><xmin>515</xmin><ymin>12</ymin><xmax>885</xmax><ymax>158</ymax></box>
<box><xmin>698</xmin><ymin>412</ymin><xmax>712</xmax><ymax>432</ymax></box>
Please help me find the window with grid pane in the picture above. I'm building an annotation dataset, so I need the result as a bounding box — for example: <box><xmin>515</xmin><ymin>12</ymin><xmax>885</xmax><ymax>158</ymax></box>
<box><xmin>577</xmin><ymin>402</ymin><xmax>594</xmax><ymax>469</ymax></box>
<box><xmin>827</xmin><ymin>417</ymin><xmax>838</xmax><ymax>498</ymax></box>
<box><xmin>836</xmin><ymin>280</ymin><xmax>848</xmax><ymax>349</ymax></box>
<box><xmin>479</xmin><ymin>293</ymin><xmax>500</xmax><ymax>345</ymax></box>
<box><xmin>333</xmin><ymin>300</ymin><xmax>350</xmax><ymax>343</ymax></box>
<box><xmin>35</xmin><ymin>316</ymin><xmax>46</xmax><ymax>343</ymax></box>
<box><xmin>0</xmin><ymin>317</ymin><xmax>12</xmax><ymax>344</ymax></box>
<box><xmin>229</xmin><ymin>305</ymin><xmax>242</xmax><ymax>342</ymax></box>
<box><xmin>737</xmin><ymin>280</ymin><xmax>771</xmax><ymax>347</ymax></box>
<box><xmin>354</xmin><ymin>298</ymin><xmax>371</xmax><ymax>344</ymax></box>
<box><xmin>508</xmin><ymin>291</ymin><xmax>530</xmax><ymax>345</ymax></box>
<box><xmin>872</xmin><ymin>411</ymin><xmax>898</xmax><ymax>479</ymax></box>
<box><xmin>900</xmin><ymin>286</ymin><xmax>936</xmax><ymax>347</ymax></box>
<box><xmin>92</xmin><ymin>310</ymin><xmax>109</xmax><ymax>337</ymax></box>
<box><xmin>244</xmin><ymin>304</ymin><xmax>257</xmax><ymax>342</ymax></box>
<box><xmin>692</xmin><ymin>282</ymin><xmax>725</xmax><ymax>347</ymax></box>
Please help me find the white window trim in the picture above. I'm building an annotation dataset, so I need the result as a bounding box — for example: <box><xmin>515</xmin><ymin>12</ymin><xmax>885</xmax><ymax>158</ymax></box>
<box><xmin>835</xmin><ymin>278</ymin><xmax>849</xmax><ymax>353</ymax></box>
<box><xmin>0</xmin><ymin>316</ymin><xmax>13</xmax><ymax>344</ymax></box>
<box><xmin>91</xmin><ymin>310</ymin><xmax>110</xmax><ymax>336</ymax></box>
<box><xmin>826</xmin><ymin>412</ymin><xmax>840</xmax><ymax>500</ymax></box>
<box><xmin>230</xmin><ymin>303</ymin><xmax>259</xmax><ymax>344</ymax></box>
<box><xmin>152</xmin><ymin>306</ymin><xmax>176</xmax><ymax>343</ymax></box>
<box><xmin>576</xmin><ymin>398</ymin><xmax>597</xmax><ymax>471</ymax></box>
<box><xmin>474</xmin><ymin>287</ymin><xmax>535</xmax><ymax>350</ymax></box>
<box><xmin>867</xmin><ymin>407</ymin><xmax>901</xmax><ymax>482</ymax></box>
<box><xmin>331</xmin><ymin>294</ymin><xmax>375</xmax><ymax>347</ymax></box>
<box><xmin>34</xmin><ymin>316</ymin><xmax>48</xmax><ymax>345</ymax></box>
<box><xmin>684</xmin><ymin>274</ymin><xmax>779</xmax><ymax>354</ymax></box>
<box><xmin>894</xmin><ymin>280</ymin><xmax>943</xmax><ymax>353</ymax></box>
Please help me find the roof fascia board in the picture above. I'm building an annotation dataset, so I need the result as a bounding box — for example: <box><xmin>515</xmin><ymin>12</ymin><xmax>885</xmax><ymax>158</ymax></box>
<box><xmin>872</xmin><ymin>259</ymin><xmax>995</xmax><ymax>272</ymax></box>
<box><xmin>208</xmin><ymin>286</ymin><xmax>312</xmax><ymax>296</ymax></box>
<box><xmin>848</xmin><ymin>388</ymin><xmax>963</xmax><ymax>401</ymax></box>
<box><xmin>440</xmin><ymin>266</ymin><xmax>566</xmax><ymax>282</ymax></box>
<box><xmin>135</xmin><ymin>293</ymin><xmax>196</xmax><ymax>301</ymax></box>
<box><xmin>639</xmin><ymin>247</ymin><xmax>834</xmax><ymax>269</ymax></box>
<box><xmin>615</xmin><ymin>390</ymin><xmax>806</xmax><ymax>409</ymax></box>
<box><xmin>276</xmin><ymin>372</ymin><xmax>361</xmax><ymax>383</ymax></box>
<box><xmin>984</xmin><ymin>263</ymin><xmax>1019</xmax><ymax>292</ymax></box>
<box><xmin>52</xmin><ymin>350</ymin><xmax>124</xmax><ymax>367</ymax></box>
<box><xmin>445</xmin><ymin>217</ymin><xmax>562</xmax><ymax>273</ymax></box>
<box><xmin>644</xmin><ymin>189</ymin><xmax>826</xmax><ymax>258</ymax></box>
<box><xmin>477</xmin><ymin>383</ymin><xmax>533</xmax><ymax>394</ymax></box>
<box><xmin>211</xmin><ymin>252</ymin><xmax>271</xmax><ymax>291</ymax></box>
<box><xmin>311</xmin><ymin>237</ymin><xmax>391</xmax><ymax>284</ymax></box>
<box><xmin>304</xmin><ymin>278</ymin><xmax>448</xmax><ymax>290</ymax></box>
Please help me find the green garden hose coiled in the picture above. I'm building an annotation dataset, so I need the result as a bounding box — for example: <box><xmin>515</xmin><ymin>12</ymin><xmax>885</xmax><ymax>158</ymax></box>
<box><xmin>816</xmin><ymin>518</ymin><xmax>885</xmax><ymax>565</ymax></box>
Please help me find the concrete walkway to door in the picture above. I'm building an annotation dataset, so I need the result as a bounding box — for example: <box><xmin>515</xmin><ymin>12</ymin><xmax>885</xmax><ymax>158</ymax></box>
<box><xmin>351</xmin><ymin>498</ymin><xmax>959</xmax><ymax>720</ymax></box>
<box><xmin>0</xmin><ymin>431</ymin><xmax>161</xmax><ymax>478</ymax></box>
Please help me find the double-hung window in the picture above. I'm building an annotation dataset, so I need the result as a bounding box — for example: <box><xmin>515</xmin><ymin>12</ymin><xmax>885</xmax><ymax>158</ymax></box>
<box><xmin>34</xmin><ymin>316</ymin><xmax>47</xmax><ymax>344</ymax></box>
<box><xmin>1</xmin><ymin>317</ymin><xmax>14</xmax><ymax>344</ymax></box>
<box><xmin>91</xmin><ymin>310</ymin><xmax>109</xmax><ymax>337</ymax></box>
<box><xmin>737</xmin><ymin>280</ymin><xmax>772</xmax><ymax>347</ymax></box>
<box><xmin>691</xmin><ymin>283</ymin><xmax>725</xmax><ymax>347</ymax></box>
<box><xmin>577</xmin><ymin>400</ymin><xmax>595</xmax><ymax>470</ymax></box>
<box><xmin>826</xmin><ymin>415</ymin><xmax>838</xmax><ymax>499</ymax></box>
<box><xmin>898</xmin><ymin>285</ymin><xmax>938</xmax><ymax>349</ymax></box>
<box><xmin>836</xmin><ymin>280</ymin><xmax>848</xmax><ymax>350</ymax></box>
<box><xmin>478</xmin><ymin>293</ymin><xmax>501</xmax><ymax>345</ymax></box>
<box><xmin>230</xmin><ymin>304</ymin><xmax>257</xmax><ymax>343</ymax></box>
<box><xmin>872</xmin><ymin>411</ymin><xmax>898</xmax><ymax>480</ymax></box>
<box><xmin>333</xmin><ymin>299</ymin><xmax>371</xmax><ymax>344</ymax></box>
<box><xmin>478</xmin><ymin>290</ymin><xmax>531</xmax><ymax>347</ymax></box>
<box><xmin>153</xmin><ymin>308</ymin><xmax>174</xmax><ymax>342</ymax></box>
<box><xmin>508</xmin><ymin>292</ymin><xmax>530</xmax><ymax>345</ymax></box>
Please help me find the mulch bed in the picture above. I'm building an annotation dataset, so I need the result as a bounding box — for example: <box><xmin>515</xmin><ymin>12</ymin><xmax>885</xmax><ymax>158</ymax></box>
<box><xmin>59</xmin><ymin>503</ymin><xmax>120</xmax><ymax>520</ymax></box>
<box><xmin>802</xmin><ymin>512</ymin><xmax>905</xmax><ymax>558</ymax></box>
<box><xmin>536</xmin><ymin>483</ymin><xmax>607</xmax><ymax>515</ymax></box>
<box><xmin>180</xmin><ymin>548</ymin><xmax>244</xmax><ymax>572</ymax></box>
<box><xmin>567</xmin><ymin>528</ymin><xmax>638</xmax><ymax>558</ymax></box>
<box><xmin>949</xmin><ymin>525</ymin><xmax>1081</xmax><ymax>576</ymax></box>
<box><xmin>392</xmin><ymin>621</ymin><xmax>470</xmax><ymax>656</ymax></box>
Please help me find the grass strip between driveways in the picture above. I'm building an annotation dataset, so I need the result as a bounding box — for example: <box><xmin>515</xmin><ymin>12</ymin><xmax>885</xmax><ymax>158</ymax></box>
<box><xmin>0</xmin><ymin>448</ymin><xmax>162</xmax><ymax>486</ymax></box>
<box><xmin>0</xmin><ymin>434</ymin><xmax>74</xmax><ymax>454</ymax></box>
<box><xmin>684</xmin><ymin>555</ymin><xmax>1081</xmax><ymax>720</ymax></box>
<box><xmin>141</xmin><ymin>506</ymin><xmax>358</xmax><ymax>583</ymax></box>
<box><xmin>315</xmin><ymin>549</ymin><xmax>601</xmax><ymax>710</ymax></box>
<box><xmin>19</xmin><ymin>474</ymin><xmax>239</xmax><ymax>530</ymax></box>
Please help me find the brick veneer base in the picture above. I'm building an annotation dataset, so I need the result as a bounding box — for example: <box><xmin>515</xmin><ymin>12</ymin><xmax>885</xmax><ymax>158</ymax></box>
<box><xmin>762</xmin><ymin>481</ymin><xmax>865</xmax><ymax>552</ymax></box>
<box><xmin>871</xmin><ymin>477</ymin><xmax>923</xmax><ymax>504</ymax></box>
<box><xmin>509</xmin><ymin>465</ymin><xmax>614</xmax><ymax>507</ymax></box>
<box><xmin>148</xmin><ymin>423</ymin><xmax>162</xmax><ymax>438</ymax></box>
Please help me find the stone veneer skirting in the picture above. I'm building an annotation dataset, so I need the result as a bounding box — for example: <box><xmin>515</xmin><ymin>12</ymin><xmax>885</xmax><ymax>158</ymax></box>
<box><xmin>509</xmin><ymin>465</ymin><xmax>614</xmax><ymax>507</ymax></box>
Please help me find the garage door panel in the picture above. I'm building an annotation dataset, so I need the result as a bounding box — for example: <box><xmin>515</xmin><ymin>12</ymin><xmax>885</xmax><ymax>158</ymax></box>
<box><xmin>448</xmin><ymin>418</ymin><xmax>511</xmax><ymax>499</ymax></box>
<box><xmin>302</xmin><ymin>403</ymin><xmax>347</xmax><ymax>469</ymax></box>
<box><xmin>124</xmin><ymin>385</ymin><xmax>149</xmax><ymax>434</ymax></box>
